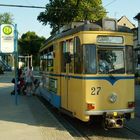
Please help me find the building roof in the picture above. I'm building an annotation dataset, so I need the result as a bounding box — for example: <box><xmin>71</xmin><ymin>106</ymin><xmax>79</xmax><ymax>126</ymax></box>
<box><xmin>134</xmin><ymin>13</ymin><xmax>140</xmax><ymax>20</ymax></box>
<box><xmin>118</xmin><ymin>16</ymin><xmax>135</xmax><ymax>29</ymax></box>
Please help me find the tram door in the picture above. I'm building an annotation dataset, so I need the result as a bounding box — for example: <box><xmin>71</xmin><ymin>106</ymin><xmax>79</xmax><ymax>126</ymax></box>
<box><xmin>61</xmin><ymin>39</ymin><xmax>74</xmax><ymax>110</ymax></box>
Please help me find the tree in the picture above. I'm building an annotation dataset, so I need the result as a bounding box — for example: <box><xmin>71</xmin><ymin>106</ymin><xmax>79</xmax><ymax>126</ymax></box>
<box><xmin>37</xmin><ymin>0</ymin><xmax>106</xmax><ymax>34</ymax></box>
<box><xmin>0</xmin><ymin>12</ymin><xmax>14</xmax><ymax>24</ymax></box>
<box><xmin>18</xmin><ymin>31</ymin><xmax>46</xmax><ymax>66</ymax></box>
<box><xmin>74</xmin><ymin>0</ymin><xmax>106</xmax><ymax>21</ymax></box>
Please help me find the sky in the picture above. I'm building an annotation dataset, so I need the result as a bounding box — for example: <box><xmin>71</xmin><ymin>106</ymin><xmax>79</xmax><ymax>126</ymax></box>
<box><xmin>0</xmin><ymin>0</ymin><xmax>139</xmax><ymax>39</ymax></box>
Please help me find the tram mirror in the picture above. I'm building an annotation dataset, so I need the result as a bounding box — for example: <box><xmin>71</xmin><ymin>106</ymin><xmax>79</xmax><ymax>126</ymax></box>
<box><xmin>64</xmin><ymin>52</ymin><xmax>71</xmax><ymax>63</ymax></box>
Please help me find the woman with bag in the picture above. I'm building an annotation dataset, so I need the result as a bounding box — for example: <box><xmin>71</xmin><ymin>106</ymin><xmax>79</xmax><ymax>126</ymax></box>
<box><xmin>25</xmin><ymin>66</ymin><xmax>34</xmax><ymax>96</ymax></box>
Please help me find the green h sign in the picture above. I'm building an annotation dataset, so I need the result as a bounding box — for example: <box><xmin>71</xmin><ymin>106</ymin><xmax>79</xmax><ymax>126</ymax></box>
<box><xmin>3</xmin><ymin>25</ymin><xmax>13</xmax><ymax>35</ymax></box>
<box><xmin>0</xmin><ymin>24</ymin><xmax>14</xmax><ymax>53</ymax></box>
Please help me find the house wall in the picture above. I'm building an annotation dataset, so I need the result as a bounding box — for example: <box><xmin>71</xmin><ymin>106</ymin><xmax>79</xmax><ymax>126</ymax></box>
<box><xmin>118</xmin><ymin>17</ymin><xmax>135</xmax><ymax>29</ymax></box>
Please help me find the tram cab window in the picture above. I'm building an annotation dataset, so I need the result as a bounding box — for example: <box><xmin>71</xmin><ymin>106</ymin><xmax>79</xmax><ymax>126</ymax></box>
<box><xmin>98</xmin><ymin>49</ymin><xmax>125</xmax><ymax>74</ymax></box>
<box><xmin>83</xmin><ymin>44</ymin><xmax>96</xmax><ymax>74</ymax></box>
<box><xmin>126</xmin><ymin>46</ymin><xmax>134</xmax><ymax>74</ymax></box>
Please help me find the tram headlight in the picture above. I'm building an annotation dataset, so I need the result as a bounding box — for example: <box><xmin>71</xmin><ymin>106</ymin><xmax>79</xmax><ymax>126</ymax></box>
<box><xmin>109</xmin><ymin>93</ymin><xmax>117</xmax><ymax>103</ymax></box>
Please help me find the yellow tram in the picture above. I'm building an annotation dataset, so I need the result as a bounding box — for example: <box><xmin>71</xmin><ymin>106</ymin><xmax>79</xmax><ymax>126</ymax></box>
<box><xmin>39</xmin><ymin>18</ymin><xmax>135</xmax><ymax>128</ymax></box>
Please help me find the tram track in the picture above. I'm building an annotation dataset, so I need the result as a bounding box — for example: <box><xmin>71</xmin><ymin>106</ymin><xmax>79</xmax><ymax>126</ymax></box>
<box><xmin>37</xmin><ymin>95</ymin><xmax>140</xmax><ymax>140</ymax></box>
<box><xmin>124</xmin><ymin>113</ymin><xmax>140</xmax><ymax>136</ymax></box>
<box><xmin>124</xmin><ymin>113</ymin><xmax>140</xmax><ymax>137</ymax></box>
<box><xmin>124</xmin><ymin>126</ymin><xmax>140</xmax><ymax>136</ymax></box>
<box><xmin>57</xmin><ymin>113</ymin><xmax>90</xmax><ymax>140</ymax></box>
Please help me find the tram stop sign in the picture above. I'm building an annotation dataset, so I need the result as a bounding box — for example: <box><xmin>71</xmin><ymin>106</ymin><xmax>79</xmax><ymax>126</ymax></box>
<box><xmin>0</xmin><ymin>24</ymin><xmax>15</xmax><ymax>53</ymax></box>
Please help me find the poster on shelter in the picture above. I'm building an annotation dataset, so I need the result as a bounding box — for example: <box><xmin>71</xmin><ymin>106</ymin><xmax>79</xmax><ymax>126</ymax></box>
<box><xmin>0</xmin><ymin>24</ymin><xmax>14</xmax><ymax>53</ymax></box>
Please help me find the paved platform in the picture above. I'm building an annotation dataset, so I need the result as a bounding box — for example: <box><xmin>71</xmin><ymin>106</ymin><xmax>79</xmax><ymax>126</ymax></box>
<box><xmin>0</xmin><ymin>72</ymin><xmax>74</xmax><ymax>140</ymax></box>
<box><xmin>125</xmin><ymin>85</ymin><xmax>140</xmax><ymax>131</ymax></box>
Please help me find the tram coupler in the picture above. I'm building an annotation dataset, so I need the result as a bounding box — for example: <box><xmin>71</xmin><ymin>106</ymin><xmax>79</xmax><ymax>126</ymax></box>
<box><xmin>103</xmin><ymin>112</ymin><xmax>125</xmax><ymax>129</ymax></box>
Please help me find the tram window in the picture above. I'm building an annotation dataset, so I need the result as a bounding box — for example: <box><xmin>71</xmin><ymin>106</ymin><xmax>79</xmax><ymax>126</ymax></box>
<box><xmin>47</xmin><ymin>52</ymin><xmax>54</xmax><ymax>72</ymax></box>
<box><xmin>41</xmin><ymin>46</ymin><xmax>54</xmax><ymax>72</ymax></box>
<box><xmin>40</xmin><ymin>53</ymin><xmax>48</xmax><ymax>71</ymax></box>
<box><xmin>98</xmin><ymin>49</ymin><xmax>125</xmax><ymax>74</ymax></box>
<box><xmin>83</xmin><ymin>44</ymin><xmax>96</xmax><ymax>74</ymax></box>
<box><xmin>126</xmin><ymin>46</ymin><xmax>134</xmax><ymax>74</ymax></box>
<box><xmin>74</xmin><ymin>36</ymin><xmax>83</xmax><ymax>74</ymax></box>
<box><xmin>40</xmin><ymin>59</ymin><xmax>47</xmax><ymax>71</ymax></box>
<box><xmin>68</xmin><ymin>39</ymin><xmax>74</xmax><ymax>73</ymax></box>
<box><xmin>61</xmin><ymin>39</ymin><xmax>74</xmax><ymax>73</ymax></box>
<box><xmin>61</xmin><ymin>41</ymin><xmax>67</xmax><ymax>72</ymax></box>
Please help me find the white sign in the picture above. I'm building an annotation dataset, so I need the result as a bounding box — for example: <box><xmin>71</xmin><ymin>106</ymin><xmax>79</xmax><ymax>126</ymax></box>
<box><xmin>0</xmin><ymin>24</ymin><xmax>14</xmax><ymax>53</ymax></box>
<box><xmin>97</xmin><ymin>36</ymin><xmax>124</xmax><ymax>44</ymax></box>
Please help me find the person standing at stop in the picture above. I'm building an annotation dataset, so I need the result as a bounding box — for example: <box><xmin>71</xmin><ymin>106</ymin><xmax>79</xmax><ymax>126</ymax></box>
<box><xmin>25</xmin><ymin>66</ymin><xmax>34</xmax><ymax>96</ymax></box>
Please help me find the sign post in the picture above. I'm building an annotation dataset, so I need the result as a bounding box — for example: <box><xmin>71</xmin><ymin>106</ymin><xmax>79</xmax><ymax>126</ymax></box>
<box><xmin>0</xmin><ymin>24</ymin><xmax>18</xmax><ymax>105</ymax></box>
<box><xmin>14</xmin><ymin>24</ymin><xmax>18</xmax><ymax>105</ymax></box>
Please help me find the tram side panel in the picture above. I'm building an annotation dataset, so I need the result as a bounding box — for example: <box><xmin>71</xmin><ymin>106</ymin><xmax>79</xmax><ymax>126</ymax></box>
<box><xmin>60</xmin><ymin>76</ymin><xmax>88</xmax><ymax>120</ymax></box>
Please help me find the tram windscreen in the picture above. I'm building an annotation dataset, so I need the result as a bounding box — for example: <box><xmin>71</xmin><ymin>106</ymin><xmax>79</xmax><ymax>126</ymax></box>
<box><xmin>98</xmin><ymin>49</ymin><xmax>125</xmax><ymax>74</ymax></box>
<box><xmin>83</xmin><ymin>45</ymin><xmax>133</xmax><ymax>74</ymax></box>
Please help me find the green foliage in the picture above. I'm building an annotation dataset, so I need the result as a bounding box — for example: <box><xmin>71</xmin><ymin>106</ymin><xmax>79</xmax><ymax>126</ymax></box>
<box><xmin>74</xmin><ymin>0</ymin><xmax>106</xmax><ymax>21</ymax></box>
<box><xmin>37</xmin><ymin>0</ymin><xmax>106</xmax><ymax>34</ymax></box>
<box><xmin>0</xmin><ymin>12</ymin><xmax>14</xmax><ymax>24</ymax></box>
<box><xmin>38</xmin><ymin>0</ymin><xmax>77</xmax><ymax>33</ymax></box>
<box><xmin>18</xmin><ymin>31</ymin><xmax>46</xmax><ymax>66</ymax></box>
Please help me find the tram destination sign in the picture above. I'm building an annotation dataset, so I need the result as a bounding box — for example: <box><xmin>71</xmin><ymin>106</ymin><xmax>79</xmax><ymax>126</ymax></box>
<box><xmin>97</xmin><ymin>36</ymin><xmax>124</xmax><ymax>44</ymax></box>
<box><xmin>0</xmin><ymin>24</ymin><xmax>14</xmax><ymax>53</ymax></box>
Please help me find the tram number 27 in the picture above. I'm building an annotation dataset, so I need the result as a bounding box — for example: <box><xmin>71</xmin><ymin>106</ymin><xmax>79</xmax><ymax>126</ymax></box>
<box><xmin>91</xmin><ymin>87</ymin><xmax>101</xmax><ymax>95</ymax></box>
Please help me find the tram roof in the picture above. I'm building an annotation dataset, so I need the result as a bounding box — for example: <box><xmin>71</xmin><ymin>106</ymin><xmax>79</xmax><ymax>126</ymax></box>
<box><xmin>42</xmin><ymin>20</ymin><xmax>132</xmax><ymax>49</ymax></box>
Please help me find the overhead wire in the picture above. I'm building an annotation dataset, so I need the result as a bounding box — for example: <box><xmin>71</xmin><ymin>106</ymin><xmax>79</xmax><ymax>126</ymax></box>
<box><xmin>0</xmin><ymin>2</ymin><xmax>110</xmax><ymax>11</ymax></box>
<box><xmin>0</xmin><ymin>1</ymin><xmax>111</xmax><ymax>38</ymax></box>
<box><xmin>0</xmin><ymin>4</ymin><xmax>45</xmax><ymax>9</ymax></box>
<box><xmin>0</xmin><ymin>3</ymin><xmax>77</xmax><ymax>11</ymax></box>
<box><xmin>0</xmin><ymin>1</ymin><xmax>118</xmax><ymax>10</ymax></box>
<box><xmin>104</xmin><ymin>0</ymin><xmax>117</xmax><ymax>7</ymax></box>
